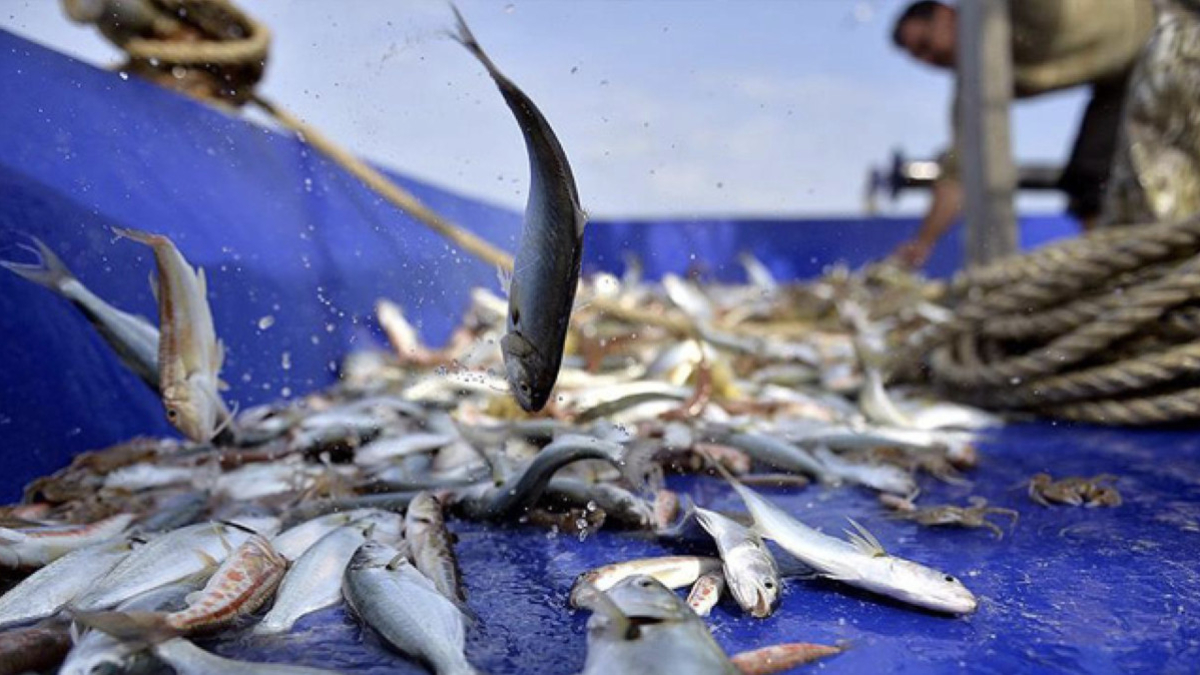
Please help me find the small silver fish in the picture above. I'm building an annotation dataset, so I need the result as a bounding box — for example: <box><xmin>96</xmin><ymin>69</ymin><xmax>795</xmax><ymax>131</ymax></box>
<box><xmin>0</xmin><ymin>538</ymin><xmax>134</xmax><ymax>629</ymax></box>
<box><xmin>570</xmin><ymin>555</ymin><xmax>722</xmax><ymax>607</ymax></box>
<box><xmin>1</xmin><ymin>236</ymin><xmax>160</xmax><ymax>390</ymax></box>
<box><xmin>343</xmin><ymin>541</ymin><xmax>477</xmax><ymax>675</ymax></box>
<box><xmin>694</xmin><ymin>507</ymin><xmax>780</xmax><ymax>618</ymax></box>
<box><xmin>152</xmin><ymin>638</ymin><xmax>342</xmax><ymax>675</ymax></box>
<box><xmin>405</xmin><ymin>492</ymin><xmax>466</xmax><ymax>603</ymax></box>
<box><xmin>0</xmin><ymin>512</ymin><xmax>135</xmax><ymax>568</ymax></box>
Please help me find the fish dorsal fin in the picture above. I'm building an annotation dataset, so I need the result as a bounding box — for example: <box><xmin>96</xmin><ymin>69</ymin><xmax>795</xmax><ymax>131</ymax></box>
<box><xmin>844</xmin><ymin>518</ymin><xmax>886</xmax><ymax>557</ymax></box>
<box><xmin>196</xmin><ymin>549</ymin><xmax>221</xmax><ymax>570</ymax></box>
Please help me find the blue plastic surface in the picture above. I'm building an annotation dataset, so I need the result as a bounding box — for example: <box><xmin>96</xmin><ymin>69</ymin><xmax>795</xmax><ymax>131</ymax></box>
<box><xmin>4</xmin><ymin>30</ymin><xmax>1194</xmax><ymax>675</ymax></box>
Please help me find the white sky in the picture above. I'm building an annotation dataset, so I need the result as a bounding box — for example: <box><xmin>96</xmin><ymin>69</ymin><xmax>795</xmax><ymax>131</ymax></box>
<box><xmin>1</xmin><ymin>0</ymin><xmax>1082</xmax><ymax>218</ymax></box>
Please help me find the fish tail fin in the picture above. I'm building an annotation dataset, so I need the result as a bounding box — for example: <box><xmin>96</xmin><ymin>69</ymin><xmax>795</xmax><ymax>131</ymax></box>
<box><xmin>446</xmin><ymin>3</ymin><xmax>503</xmax><ymax>77</ymax></box>
<box><xmin>0</xmin><ymin>236</ymin><xmax>77</xmax><ymax>294</ymax></box>
<box><xmin>72</xmin><ymin>610</ymin><xmax>179</xmax><ymax>647</ymax></box>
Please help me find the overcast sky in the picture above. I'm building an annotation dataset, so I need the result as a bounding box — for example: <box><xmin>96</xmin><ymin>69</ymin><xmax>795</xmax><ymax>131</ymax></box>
<box><xmin>2</xmin><ymin>0</ymin><xmax>1083</xmax><ymax>218</ymax></box>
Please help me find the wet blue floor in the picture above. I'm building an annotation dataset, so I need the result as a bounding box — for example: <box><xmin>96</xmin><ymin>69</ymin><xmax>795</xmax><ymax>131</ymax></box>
<box><xmin>208</xmin><ymin>422</ymin><xmax>1200</xmax><ymax>674</ymax></box>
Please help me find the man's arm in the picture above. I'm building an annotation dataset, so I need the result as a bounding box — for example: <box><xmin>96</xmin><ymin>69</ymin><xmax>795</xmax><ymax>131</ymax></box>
<box><xmin>892</xmin><ymin>177</ymin><xmax>963</xmax><ymax>268</ymax></box>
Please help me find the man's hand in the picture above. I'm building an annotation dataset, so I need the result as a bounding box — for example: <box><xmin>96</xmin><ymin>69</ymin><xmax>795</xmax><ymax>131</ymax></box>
<box><xmin>892</xmin><ymin>239</ymin><xmax>933</xmax><ymax>269</ymax></box>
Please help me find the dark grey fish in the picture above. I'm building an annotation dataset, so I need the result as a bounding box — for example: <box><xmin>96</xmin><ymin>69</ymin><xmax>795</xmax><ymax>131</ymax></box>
<box><xmin>1</xmin><ymin>236</ymin><xmax>160</xmax><ymax>391</ymax></box>
<box><xmin>450</xmin><ymin>5</ymin><xmax>587</xmax><ymax>412</ymax></box>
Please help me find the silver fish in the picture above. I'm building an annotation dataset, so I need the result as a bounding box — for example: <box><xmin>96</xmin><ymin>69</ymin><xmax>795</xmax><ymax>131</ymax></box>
<box><xmin>570</xmin><ymin>555</ymin><xmax>722</xmax><ymax>607</ymax></box>
<box><xmin>812</xmin><ymin>446</ymin><xmax>917</xmax><ymax>496</ymax></box>
<box><xmin>0</xmin><ymin>538</ymin><xmax>134</xmax><ymax>629</ymax></box>
<box><xmin>60</xmin><ymin>580</ymin><xmax>199</xmax><ymax>675</ymax></box>
<box><xmin>1</xmin><ymin>236</ymin><xmax>160</xmax><ymax>390</ymax></box>
<box><xmin>694</xmin><ymin>507</ymin><xmax>780</xmax><ymax>618</ymax></box>
<box><xmin>577</xmin><ymin>576</ymin><xmax>738</xmax><ymax>675</ymax></box>
<box><xmin>113</xmin><ymin>227</ymin><xmax>230</xmax><ymax>441</ymax></box>
<box><xmin>451</xmin><ymin>6</ymin><xmax>587</xmax><ymax>412</ymax></box>
<box><xmin>272</xmin><ymin>508</ymin><xmax>401</xmax><ymax>562</ymax></box>
<box><xmin>71</xmin><ymin>519</ymin><xmax>280</xmax><ymax>612</ymax></box>
<box><xmin>0</xmin><ymin>512</ymin><xmax>135</xmax><ymax>568</ymax></box>
<box><xmin>405</xmin><ymin>492</ymin><xmax>466</xmax><ymax>603</ymax></box>
<box><xmin>716</xmin><ymin>467</ymin><xmax>977</xmax><ymax>614</ymax></box>
<box><xmin>343</xmin><ymin>540</ymin><xmax>477</xmax><ymax>675</ymax></box>
<box><xmin>254</xmin><ymin>522</ymin><xmax>375</xmax><ymax>635</ymax></box>
<box><xmin>152</xmin><ymin>638</ymin><xmax>342</xmax><ymax>675</ymax></box>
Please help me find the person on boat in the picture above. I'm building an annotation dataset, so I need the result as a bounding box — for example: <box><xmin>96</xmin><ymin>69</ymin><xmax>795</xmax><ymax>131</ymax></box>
<box><xmin>887</xmin><ymin>0</ymin><xmax>1155</xmax><ymax>269</ymax></box>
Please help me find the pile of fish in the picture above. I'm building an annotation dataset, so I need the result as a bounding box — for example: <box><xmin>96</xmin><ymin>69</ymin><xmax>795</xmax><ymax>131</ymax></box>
<box><xmin>0</xmin><ymin>243</ymin><xmax>1014</xmax><ymax>674</ymax></box>
<box><xmin>0</xmin><ymin>6</ymin><xmax>1014</xmax><ymax>674</ymax></box>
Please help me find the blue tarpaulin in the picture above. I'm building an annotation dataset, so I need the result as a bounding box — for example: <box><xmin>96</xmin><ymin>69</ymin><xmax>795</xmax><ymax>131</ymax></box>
<box><xmin>3</xmin><ymin>29</ymin><xmax>1191</xmax><ymax>675</ymax></box>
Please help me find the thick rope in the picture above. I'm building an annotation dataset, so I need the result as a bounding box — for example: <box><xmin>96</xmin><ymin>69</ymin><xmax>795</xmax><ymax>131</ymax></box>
<box><xmin>915</xmin><ymin>213</ymin><xmax>1200</xmax><ymax>425</ymax></box>
<box><xmin>121</xmin><ymin>0</ymin><xmax>270</xmax><ymax>66</ymax></box>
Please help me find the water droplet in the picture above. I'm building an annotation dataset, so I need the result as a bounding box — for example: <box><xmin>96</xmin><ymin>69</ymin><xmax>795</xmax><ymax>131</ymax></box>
<box><xmin>281</xmin><ymin>351</ymin><xmax>292</xmax><ymax>371</ymax></box>
<box><xmin>586</xmin><ymin>500</ymin><xmax>597</xmax><ymax>512</ymax></box>
<box><xmin>118</xmin><ymin>71</ymin><xmax>129</xmax><ymax>81</ymax></box>
<box><xmin>257</xmin><ymin>315</ymin><xmax>275</xmax><ymax>330</ymax></box>
<box><xmin>171</xmin><ymin>66</ymin><xmax>187</xmax><ymax>79</ymax></box>
<box><xmin>504</xmin><ymin>3</ymin><xmax>515</xmax><ymax>13</ymax></box>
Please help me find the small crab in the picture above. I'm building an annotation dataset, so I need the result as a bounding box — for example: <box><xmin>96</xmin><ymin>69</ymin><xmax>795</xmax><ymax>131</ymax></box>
<box><xmin>883</xmin><ymin>494</ymin><xmax>1019</xmax><ymax>539</ymax></box>
<box><xmin>1028</xmin><ymin>473</ymin><xmax>1122</xmax><ymax>508</ymax></box>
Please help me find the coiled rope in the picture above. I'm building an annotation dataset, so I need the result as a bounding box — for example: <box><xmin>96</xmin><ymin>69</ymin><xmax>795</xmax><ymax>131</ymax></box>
<box><xmin>913</xmin><ymin>215</ymin><xmax>1200</xmax><ymax>425</ymax></box>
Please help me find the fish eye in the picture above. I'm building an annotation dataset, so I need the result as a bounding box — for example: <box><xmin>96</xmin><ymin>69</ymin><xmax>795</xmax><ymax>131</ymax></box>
<box><xmin>764</xmin><ymin>581</ymin><xmax>775</xmax><ymax>590</ymax></box>
<box><xmin>637</xmin><ymin>578</ymin><xmax>653</xmax><ymax>588</ymax></box>
<box><xmin>167</xmin><ymin>408</ymin><xmax>178</xmax><ymax>420</ymax></box>
<box><xmin>944</xmin><ymin>575</ymin><xmax>955</xmax><ymax>583</ymax></box>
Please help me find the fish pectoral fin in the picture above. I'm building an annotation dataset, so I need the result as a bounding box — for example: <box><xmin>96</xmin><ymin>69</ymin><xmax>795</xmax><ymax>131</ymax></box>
<box><xmin>74</xmin><ymin>610</ymin><xmax>177</xmax><ymax>647</ymax></box>
<box><xmin>496</xmin><ymin>265</ymin><xmax>513</xmax><ymax>298</ymax></box>
<box><xmin>196</xmin><ymin>549</ymin><xmax>222</xmax><ymax>570</ymax></box>
<box><xmin>843</xmin><ymin>518</ymin><xmax>887</xmax><ymax>557</ymax></box>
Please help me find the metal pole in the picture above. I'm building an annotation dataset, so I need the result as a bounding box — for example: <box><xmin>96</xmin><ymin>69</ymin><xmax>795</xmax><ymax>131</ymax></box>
<box><xmin>957</xmin><ymin>0</ymin><xmax>1017</xmax><ymax>267</ymax></box>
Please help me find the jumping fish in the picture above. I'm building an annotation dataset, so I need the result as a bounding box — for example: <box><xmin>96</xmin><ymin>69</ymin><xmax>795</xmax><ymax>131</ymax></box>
<box><xmin>113</xmin><ymin>227</ymin><xmax>230</xmax><ymax>442</ymax></box>
<box><xmin>450</xmin><ymin>5</ymin><xmax>587</xmax><ymax>412</ymax></box>
<box><xmin>1</xmin><ymin>236</ymin><xmax>160</xmax><ymax>390</ymax></box>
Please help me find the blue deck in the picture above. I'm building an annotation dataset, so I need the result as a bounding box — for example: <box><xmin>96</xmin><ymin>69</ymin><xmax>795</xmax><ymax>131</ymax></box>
<box><xmin>0</xmin><ymin>29</ymin><xmax>1189</xmax><ymax>675</ymax></box>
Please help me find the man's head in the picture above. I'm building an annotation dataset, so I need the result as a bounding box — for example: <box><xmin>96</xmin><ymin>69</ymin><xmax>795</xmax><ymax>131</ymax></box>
<box><xmin>892</xmin><ymin>1</ymin><xmax>957</xmax><ymax>69</ymax></box>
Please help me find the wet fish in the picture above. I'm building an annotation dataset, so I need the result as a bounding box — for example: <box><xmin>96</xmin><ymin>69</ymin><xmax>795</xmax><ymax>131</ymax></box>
<box><xmin>1</xmin><ymin>236</ymin><xmax>160</xmax><ymax>390</ymax></box>
<box><xmin>273</xmin><ymin>508</ymin><xmax>402</xmax><ymax>561</ymax></box>
<box><xmin>152</xmin><ymin>638</ymin><xmax>342</xmax><ymax>675</ymax></box>
<box><xmin>570</xmin><ymin>555</ymin><xmax>722</xmax><ymax>607</ymax></box>
<box><xmin>577</xmin><ymin>575</ymin><xmax>738</xmax><ymax>675</ymax></box>
<box><xmin>729</xmin><ymin>642</ymin><xmax>843</xmax><ymax>674</ymax></box>
<box><xmin>451</xmin><ymin>6</ymin><xmax>587</xmax><ymax>412</ymax></box>
<box><xmin>405</xmin><ymin>491</ymin><xmax>467</xmax><ymax>603</ymax></box>
<box><xmin>0</xmin><ymin>621</ymin><xmax>73</xmax><ymax>675</ymax></box>
<box><xmin>60</xmin><ymin>581</ymin><xmax>199</xmax><ymax>675</ymax></box>
<box><xmin>255</xmin><ymin>521</ymin><xmax>378</xmax><ymax>635</ymax></box>
<box><xmin>343</xmin><ymin>540</ymin><xmax>477</xmax><ymax>675</ymax></box>
<box><xmin>71</xmin><ymin>519</ymin><xmax>280</xmax><ymax>612</ymax></box>
<box><xmin>113</xmin><ymin>227</ymin><xmax>230</xmax><ymax>442</ymax></box>
<box><xmin>722</xmin><ymin>432</ymin><xmax>828</xmax><ymax>479</ymax></box>
<box><xmin>713</xmin><ymin>465</ymin><xmax>977</xmax><ymax>614</ymax></box>
<box><xmin>0</xmin><ymin>538</ymin><xmax>134</xmax><ymax>629</ymax></box>
<box><xmin>0</xmin><ymin>512</ymin><xmax>135</xmax><ymax>568</ymax></box>
<box><xmin>543</xmin><ymin>478</ymin><xmax>655</xmax><ymax>530</ymax></box>
<box><xmin>686</xmin><ymin>571</ymin><xmax>725</xmax><ymax>617</ymax></box>
<box><xmin>812</xmin><ymin>446</ymin><xmax>917</xmax><ymax>496</ymax></box>
<box><xmin>694</xmin><ymin>507</ymin><xmax>780</xmax><ymax>618</ymax></box>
